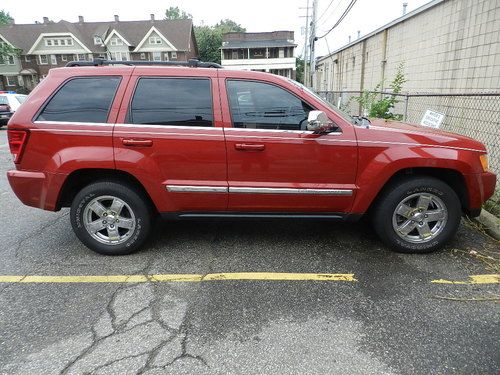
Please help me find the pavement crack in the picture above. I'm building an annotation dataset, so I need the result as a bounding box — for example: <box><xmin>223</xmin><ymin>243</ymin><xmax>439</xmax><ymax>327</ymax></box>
<box><xmin>0</xmin><ymin>275</ymin><xmax>27</xmax><ymax>294</ymax></box>
<box><xmin>59</xmin><ymin>324</ymin><xmax>98</xmax><ymax>375</ymax></box>
<box><xmin>158</xmin><ymin>306</ymin><xmax>208</xmax><ymax>370</ymax></box>
<box><xmin>106</xmin><ymin>284</ymin><xmax>124</xmax><ymax>332</ymax></box>
<box><xmin>59</xmin><ymin>282</ymin><xmax>125</xmax><ymax>375</ymax></box>
<box><xmin>83</xmin><ymin>352</ymin><xmax>148</xmax><ymax>374</ymax></box>
<box><xmin>13</xmin><ymin>211</ymin><xmax>69</xmax><ymax>259</ymax></box>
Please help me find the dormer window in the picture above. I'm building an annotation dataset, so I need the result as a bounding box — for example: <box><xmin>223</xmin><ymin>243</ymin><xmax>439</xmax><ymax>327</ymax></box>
<box><xmin>94</xmin><ymin>36</ymin><xmax>102</xmax><ymax>45</ymax></box>
<box><xmin>44</xmin><ymin>38</ymin><xmax>73</xmax><ymax>47</ymax></box>
<box><xmin>110</xmin><ymin>37</ymin><xmax>123</xmax><ymax>46</ymax></box>
<box><xmin>149</xmin><ymin>36</ymin><xmax>162</xmax><ymax>45</ymax></box>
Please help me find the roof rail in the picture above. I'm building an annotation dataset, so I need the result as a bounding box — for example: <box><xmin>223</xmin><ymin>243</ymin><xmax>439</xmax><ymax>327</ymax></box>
<box><xmin>65</xmin><ymin>58</ymin><xmax>223</xmax><ymax>68</ymax></box>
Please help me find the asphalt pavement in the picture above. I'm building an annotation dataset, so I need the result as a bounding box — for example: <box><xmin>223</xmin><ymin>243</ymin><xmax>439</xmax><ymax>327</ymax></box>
<box><xmin>0</xmin><ymin>129</ymin><xmax>498</xmax><ymax>375</ymax></box>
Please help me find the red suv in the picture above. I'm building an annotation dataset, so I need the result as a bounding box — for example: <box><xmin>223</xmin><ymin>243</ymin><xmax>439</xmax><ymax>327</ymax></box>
<box><xmin>6</xmin><ymin>59</ymin><xmax>496</xmax><ymax>255</ymax></box>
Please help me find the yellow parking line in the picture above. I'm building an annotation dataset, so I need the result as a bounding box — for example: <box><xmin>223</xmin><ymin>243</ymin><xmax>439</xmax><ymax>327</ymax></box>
<box><xmin>431</xmin><ymin>274</ymin><xmax>499</xmax><ymax>285</ymax></box>
<box><xmin>202</xmin><ymin>272</ymin><xmax>355</xmax><ymax>281</ymax></box>
<box><xmin>0</xmin><ymin>272</ymin><xmax>356</xmax><ymax>283</ymax></box>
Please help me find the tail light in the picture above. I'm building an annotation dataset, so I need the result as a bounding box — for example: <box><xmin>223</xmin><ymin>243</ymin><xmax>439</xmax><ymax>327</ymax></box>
<box><xmin>7</xmin><ymin>129</ymin><xmax>29</xmax><ymax>164</ymax></box>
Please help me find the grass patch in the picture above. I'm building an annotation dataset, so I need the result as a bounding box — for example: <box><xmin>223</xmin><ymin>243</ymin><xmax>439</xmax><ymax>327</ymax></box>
<box><xmin>483</xmin><ymin>190</ymin><xmax>500</xmax><ymax>218</ymax></box>
<box><xmin>456</xmin><ymin>219</ymin><xmax>500</xmax><ymax>273</ymax></box>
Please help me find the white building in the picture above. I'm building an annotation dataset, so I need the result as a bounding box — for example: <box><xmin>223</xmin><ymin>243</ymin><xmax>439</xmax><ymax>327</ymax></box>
<box><xmin>221</xmin><ymin>31</ymin><xmax>297</xmax><ymax>79</ymax></box>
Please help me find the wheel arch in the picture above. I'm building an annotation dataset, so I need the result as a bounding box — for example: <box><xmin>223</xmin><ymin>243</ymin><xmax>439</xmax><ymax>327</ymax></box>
<box><xmin>56</xmin><ymin>168</ymin><xmax>157</xmax><ymax>213</ymax></box>
<box><xmin>364</xmin><ymin>167</ymin><xmax>469</xmax><ymax>215</ymax></box>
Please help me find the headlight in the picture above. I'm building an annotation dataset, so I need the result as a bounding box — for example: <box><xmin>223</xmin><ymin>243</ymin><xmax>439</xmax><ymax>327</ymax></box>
<box><xmin>479</xmin><ymin>154</ymin><xmax>489</xmax><ymax>172</ymax></box>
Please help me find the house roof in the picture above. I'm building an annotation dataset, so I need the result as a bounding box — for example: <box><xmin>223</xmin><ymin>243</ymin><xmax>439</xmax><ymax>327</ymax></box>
<box><xmin>222</xmin><ymin>39</ymin><xmax>297</xmax><ymax>49</ymax></box>
<box><xmin>0</xmin><ymin>18</ymin><xmax>194</xmax><ymax>53</ymax></box>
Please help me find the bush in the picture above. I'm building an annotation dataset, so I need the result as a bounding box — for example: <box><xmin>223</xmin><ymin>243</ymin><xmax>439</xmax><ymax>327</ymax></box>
<box><xmin>355</xmin><ymin>63</ymin><xmax>407</xmax><ymax>120</ymax></box>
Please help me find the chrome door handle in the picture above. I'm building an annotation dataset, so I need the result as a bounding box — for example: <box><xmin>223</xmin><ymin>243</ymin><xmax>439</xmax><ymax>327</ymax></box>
<box><xmin>234</xmin><ymin>143</ymin><xmax>265</xmax><ymax>151</ymax></box>
<box><xmin>122</xmin><ymin>139</ymin><xmax>153</xmax><ymax>147</ymax></box>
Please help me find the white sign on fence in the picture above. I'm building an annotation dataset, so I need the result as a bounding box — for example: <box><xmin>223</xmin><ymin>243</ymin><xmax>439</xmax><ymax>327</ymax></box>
<box><xmin>420</xmin><ymin>110</ymin><xmax>445</xmax><ymax>128</ymax></box>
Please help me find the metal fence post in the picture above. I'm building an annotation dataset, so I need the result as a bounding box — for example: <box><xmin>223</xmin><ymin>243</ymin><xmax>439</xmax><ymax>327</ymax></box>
<box><xmin>403</xmin><ymin>94</ymin><xmax>409</xmax><ymax>121</ymax></box>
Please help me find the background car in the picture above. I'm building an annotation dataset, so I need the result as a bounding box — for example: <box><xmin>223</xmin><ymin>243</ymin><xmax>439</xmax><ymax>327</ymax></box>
<box><xmin>0</xmin><ymin>92</ymin><xmax>27</xmax><ymax>127</ymax></box>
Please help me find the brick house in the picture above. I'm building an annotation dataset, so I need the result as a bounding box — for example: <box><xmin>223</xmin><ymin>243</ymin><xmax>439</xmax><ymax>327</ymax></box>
<box><xmin>0</xmin><ymin>15</ymin><xmax>198</xmax><ymax>92</ymax></box>
<box><xmin>221</xmin><ymin>31</ymin><xmax>297</xmax><ymax>79</ymax></box>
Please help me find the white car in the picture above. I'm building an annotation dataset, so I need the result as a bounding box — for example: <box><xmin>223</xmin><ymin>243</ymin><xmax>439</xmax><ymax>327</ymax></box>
<box><xmin>0</xmin><ymin>92</ymin><xmax>27</xmax><ymax>127</ymax></box>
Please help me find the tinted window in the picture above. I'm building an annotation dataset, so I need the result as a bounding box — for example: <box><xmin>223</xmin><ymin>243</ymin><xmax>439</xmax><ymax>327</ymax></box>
<box><xmin>37</xmin><ymin>77</ymin><xmax>120</xmax><ymax>123</ymax></box>
<box><xmin>129</xmin><ymin>78</ymin><xmax>213</xmax><ymax>127</ymax></box>
<box><xmin>226</xmin><ymin>80</ymin><xmax>313</xmax><ymax>131</ymax></box>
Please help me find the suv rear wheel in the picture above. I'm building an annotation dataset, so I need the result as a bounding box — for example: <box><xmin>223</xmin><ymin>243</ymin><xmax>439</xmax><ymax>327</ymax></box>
<box><xmin>70</xmin><ymin>181</ymin><xmax>152</xmax><ymax>255</ymax></box>
<box><xmin>372</xmin><ymin>176</ymin><xmax>461</xmax><ymax>253</ymax></box>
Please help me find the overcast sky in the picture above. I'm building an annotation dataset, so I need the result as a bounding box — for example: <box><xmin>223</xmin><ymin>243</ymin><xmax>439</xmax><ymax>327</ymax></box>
<box><xmin>2</xmin><ymin>0</ymin><xmax>432</xmax><ymax>56</ymax></box>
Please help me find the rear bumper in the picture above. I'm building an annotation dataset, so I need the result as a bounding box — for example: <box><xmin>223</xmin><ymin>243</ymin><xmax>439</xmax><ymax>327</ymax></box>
<box><xmin>7</xmin><ymin>170</ymin><xmax>66</xmax><ymax>211</ymax></box>
<box><xmin>464</xmin><ymin>171</ymin><xmax>496</xmax><ymax>217</ymax></box>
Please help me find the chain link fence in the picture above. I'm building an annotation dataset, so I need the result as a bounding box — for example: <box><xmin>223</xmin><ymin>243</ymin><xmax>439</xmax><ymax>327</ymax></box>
<box><xmin>318</xmin><ymin>90</ymin><xmax>500</xmax><ymax>215</ymax></box>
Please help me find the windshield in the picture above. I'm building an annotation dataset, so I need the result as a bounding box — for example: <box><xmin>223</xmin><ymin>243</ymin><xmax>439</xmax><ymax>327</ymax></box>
<box><xmin>16</xmin><ymin>95</ymin><xmax>27</xmax><ymax>104</ymax></box>
<box><xmin>285</xmin><ymin>78</ymin><xmax>354</xmax><ymax>124</ymax></box>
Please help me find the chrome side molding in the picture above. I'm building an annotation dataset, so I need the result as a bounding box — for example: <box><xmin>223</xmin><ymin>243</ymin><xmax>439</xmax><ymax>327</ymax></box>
<box><xmin>166</xmin><ymin>185</ymin><xmax>353</xmax><ymax>196</ymax></box>
<box><xmin>166</xmin><ymin>185</ymin><xmax>228</xmax><ymax>193</ymax></box>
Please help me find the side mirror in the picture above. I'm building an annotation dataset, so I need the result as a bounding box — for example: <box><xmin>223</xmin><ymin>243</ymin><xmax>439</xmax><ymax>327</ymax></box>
<box><xmin>307</xmin><ymin>111</ymin><xmax>335</xmax><ymax>134</ymax></box>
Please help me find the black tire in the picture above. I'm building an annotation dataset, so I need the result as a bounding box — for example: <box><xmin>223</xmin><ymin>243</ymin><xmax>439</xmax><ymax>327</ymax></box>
<box><xmin>372</xmin><ymin>176</ymin><xmax>461</xmax><ymax>253</ymax></box>
<box><xmin>70</xmin><ymin>181</ymin><xmax>152</xmax><ymax>255</ymax></box>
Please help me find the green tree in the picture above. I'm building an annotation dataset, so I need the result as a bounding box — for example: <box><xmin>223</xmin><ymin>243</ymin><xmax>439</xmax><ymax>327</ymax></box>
<box><xmin>162</xmin><ymin>6</ymin><xmax>245</xmax><ymax>64</ymax></box>
<box><xmin>194</xmin><ymin>20</ymin><xmax>246</xmax><ymax>64</ymax></box>
<box><xmin>295</xmin><ymin>57</ymin><xmax>305</xmax><ymax>83</ymax></box>
<box><xmin>0</xmin><ymin>10</ymin><xmax>12</xmax><ymax>25</ymax></box>
<box><xmin>164</xmin><ymin>6</ymin><xmax>192</xmax><ymax>20</ymax></box>
<box><xmin>0</xmin><ymin>10</ymin><xmax>20</xmax><ymax>63</ymax></box>
<box><xmin>194</xmin><ymin>25</ymin><xmax>223</xmax><ymax>63</ymax></box>
<box><xmin>215</xmin><ymin>19</ymin><xmax>245</xmax><ymax>34</ymax></box>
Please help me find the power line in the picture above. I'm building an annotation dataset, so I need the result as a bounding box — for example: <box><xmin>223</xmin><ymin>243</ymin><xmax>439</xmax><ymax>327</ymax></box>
<box><xmin>316</xmin><ymin>0</ymin><xmax>335</xmax><ymax>23</ymax></box>
<box><xmin>316</xmin><ymin>0</ymin><xmax>358</xmax><ymax>40</ymax></box>
<box><xmin>317</xmin><ymin>0</ymin><xmax>349</xmax><ymax>29</ymax></box>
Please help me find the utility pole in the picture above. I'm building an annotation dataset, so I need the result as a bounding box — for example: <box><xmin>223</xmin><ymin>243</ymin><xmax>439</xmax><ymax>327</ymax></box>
<box><xmin>308</xmin><ymin>0</ymin><xmax>318</xmax><ymax>88</ymax></box>
<box><xmin>303</xmin><ymin>0</ymin><xmax>310</xmax><ymax>86</ymax></box>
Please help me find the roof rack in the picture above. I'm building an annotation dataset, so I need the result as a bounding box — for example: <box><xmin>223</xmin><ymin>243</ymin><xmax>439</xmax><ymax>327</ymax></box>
<box><xmin>65</xmin><ymin>58</ymin><xmax>223</xmax><ymax>68</ymax></box>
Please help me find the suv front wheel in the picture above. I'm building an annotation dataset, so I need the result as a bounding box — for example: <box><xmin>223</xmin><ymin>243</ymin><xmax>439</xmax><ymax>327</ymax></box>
<box><xmin>372</xmin><ymin>176</ymin><xmax>462</xmax><ymax>253</ymax></box>
<box><xmin>70</xmin><ymin>181</ymin><xmax>152</xmax><ymax>255</ymax></box>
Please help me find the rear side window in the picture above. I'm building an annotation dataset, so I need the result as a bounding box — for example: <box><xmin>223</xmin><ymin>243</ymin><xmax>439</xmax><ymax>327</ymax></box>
<box><xmin>128</xmin><ymin>78</ymin><xmax>213</xmax><ymax>127</ymax></box>
<box><xmin>0</xmin><ymin>96</ymin><xmax>7</xmax><ymax>105</ymax></box>
<box><xmin>37</xmin><ymin>76</ymin><xmax>121</xmax><ymax>123</ymax></box>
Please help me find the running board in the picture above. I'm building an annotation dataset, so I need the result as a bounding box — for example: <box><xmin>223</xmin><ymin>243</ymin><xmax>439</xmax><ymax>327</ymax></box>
<box><xmin>161</xmin><ymin>212</ymin><xmax>363</xmax><ymax>221</ymax></box>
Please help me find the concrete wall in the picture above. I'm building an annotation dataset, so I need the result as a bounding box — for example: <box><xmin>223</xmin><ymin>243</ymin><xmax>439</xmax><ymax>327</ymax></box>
<box><xmin>314</xmin><ymin>0</ymin><xmax>500</xmax><ymax>93</ymax></box>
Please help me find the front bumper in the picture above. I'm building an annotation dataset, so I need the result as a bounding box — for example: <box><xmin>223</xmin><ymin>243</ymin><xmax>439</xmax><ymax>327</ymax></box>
<box><xmin>7</xmin><ymin>170</ymin><xmax>66</xmax><ymax>211</ymax></box>
<box><xmin>465</xmin><ymin>171</ymin><xmax>496</xmax><ymax>217</ymax></box>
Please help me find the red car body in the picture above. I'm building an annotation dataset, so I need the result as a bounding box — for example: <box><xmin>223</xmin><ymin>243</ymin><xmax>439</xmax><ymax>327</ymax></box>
<box><xmin>6</xmin><ymin>66</ymin><xmax>496</xmax><ymax>221</ymax></box>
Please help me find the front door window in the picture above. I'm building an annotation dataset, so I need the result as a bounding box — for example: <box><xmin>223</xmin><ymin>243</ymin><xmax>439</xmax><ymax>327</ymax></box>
<box><xmin>226</xmin><ymin>80</ymin><xmax>312</xmax><ymax>131</ymax></box>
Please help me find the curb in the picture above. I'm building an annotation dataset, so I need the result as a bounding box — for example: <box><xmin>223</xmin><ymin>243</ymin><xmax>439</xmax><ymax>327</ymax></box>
<box><xmin>474</xmin><ymin>209</ymin><xmax>500</xmax><ymax>241</ymax></box>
